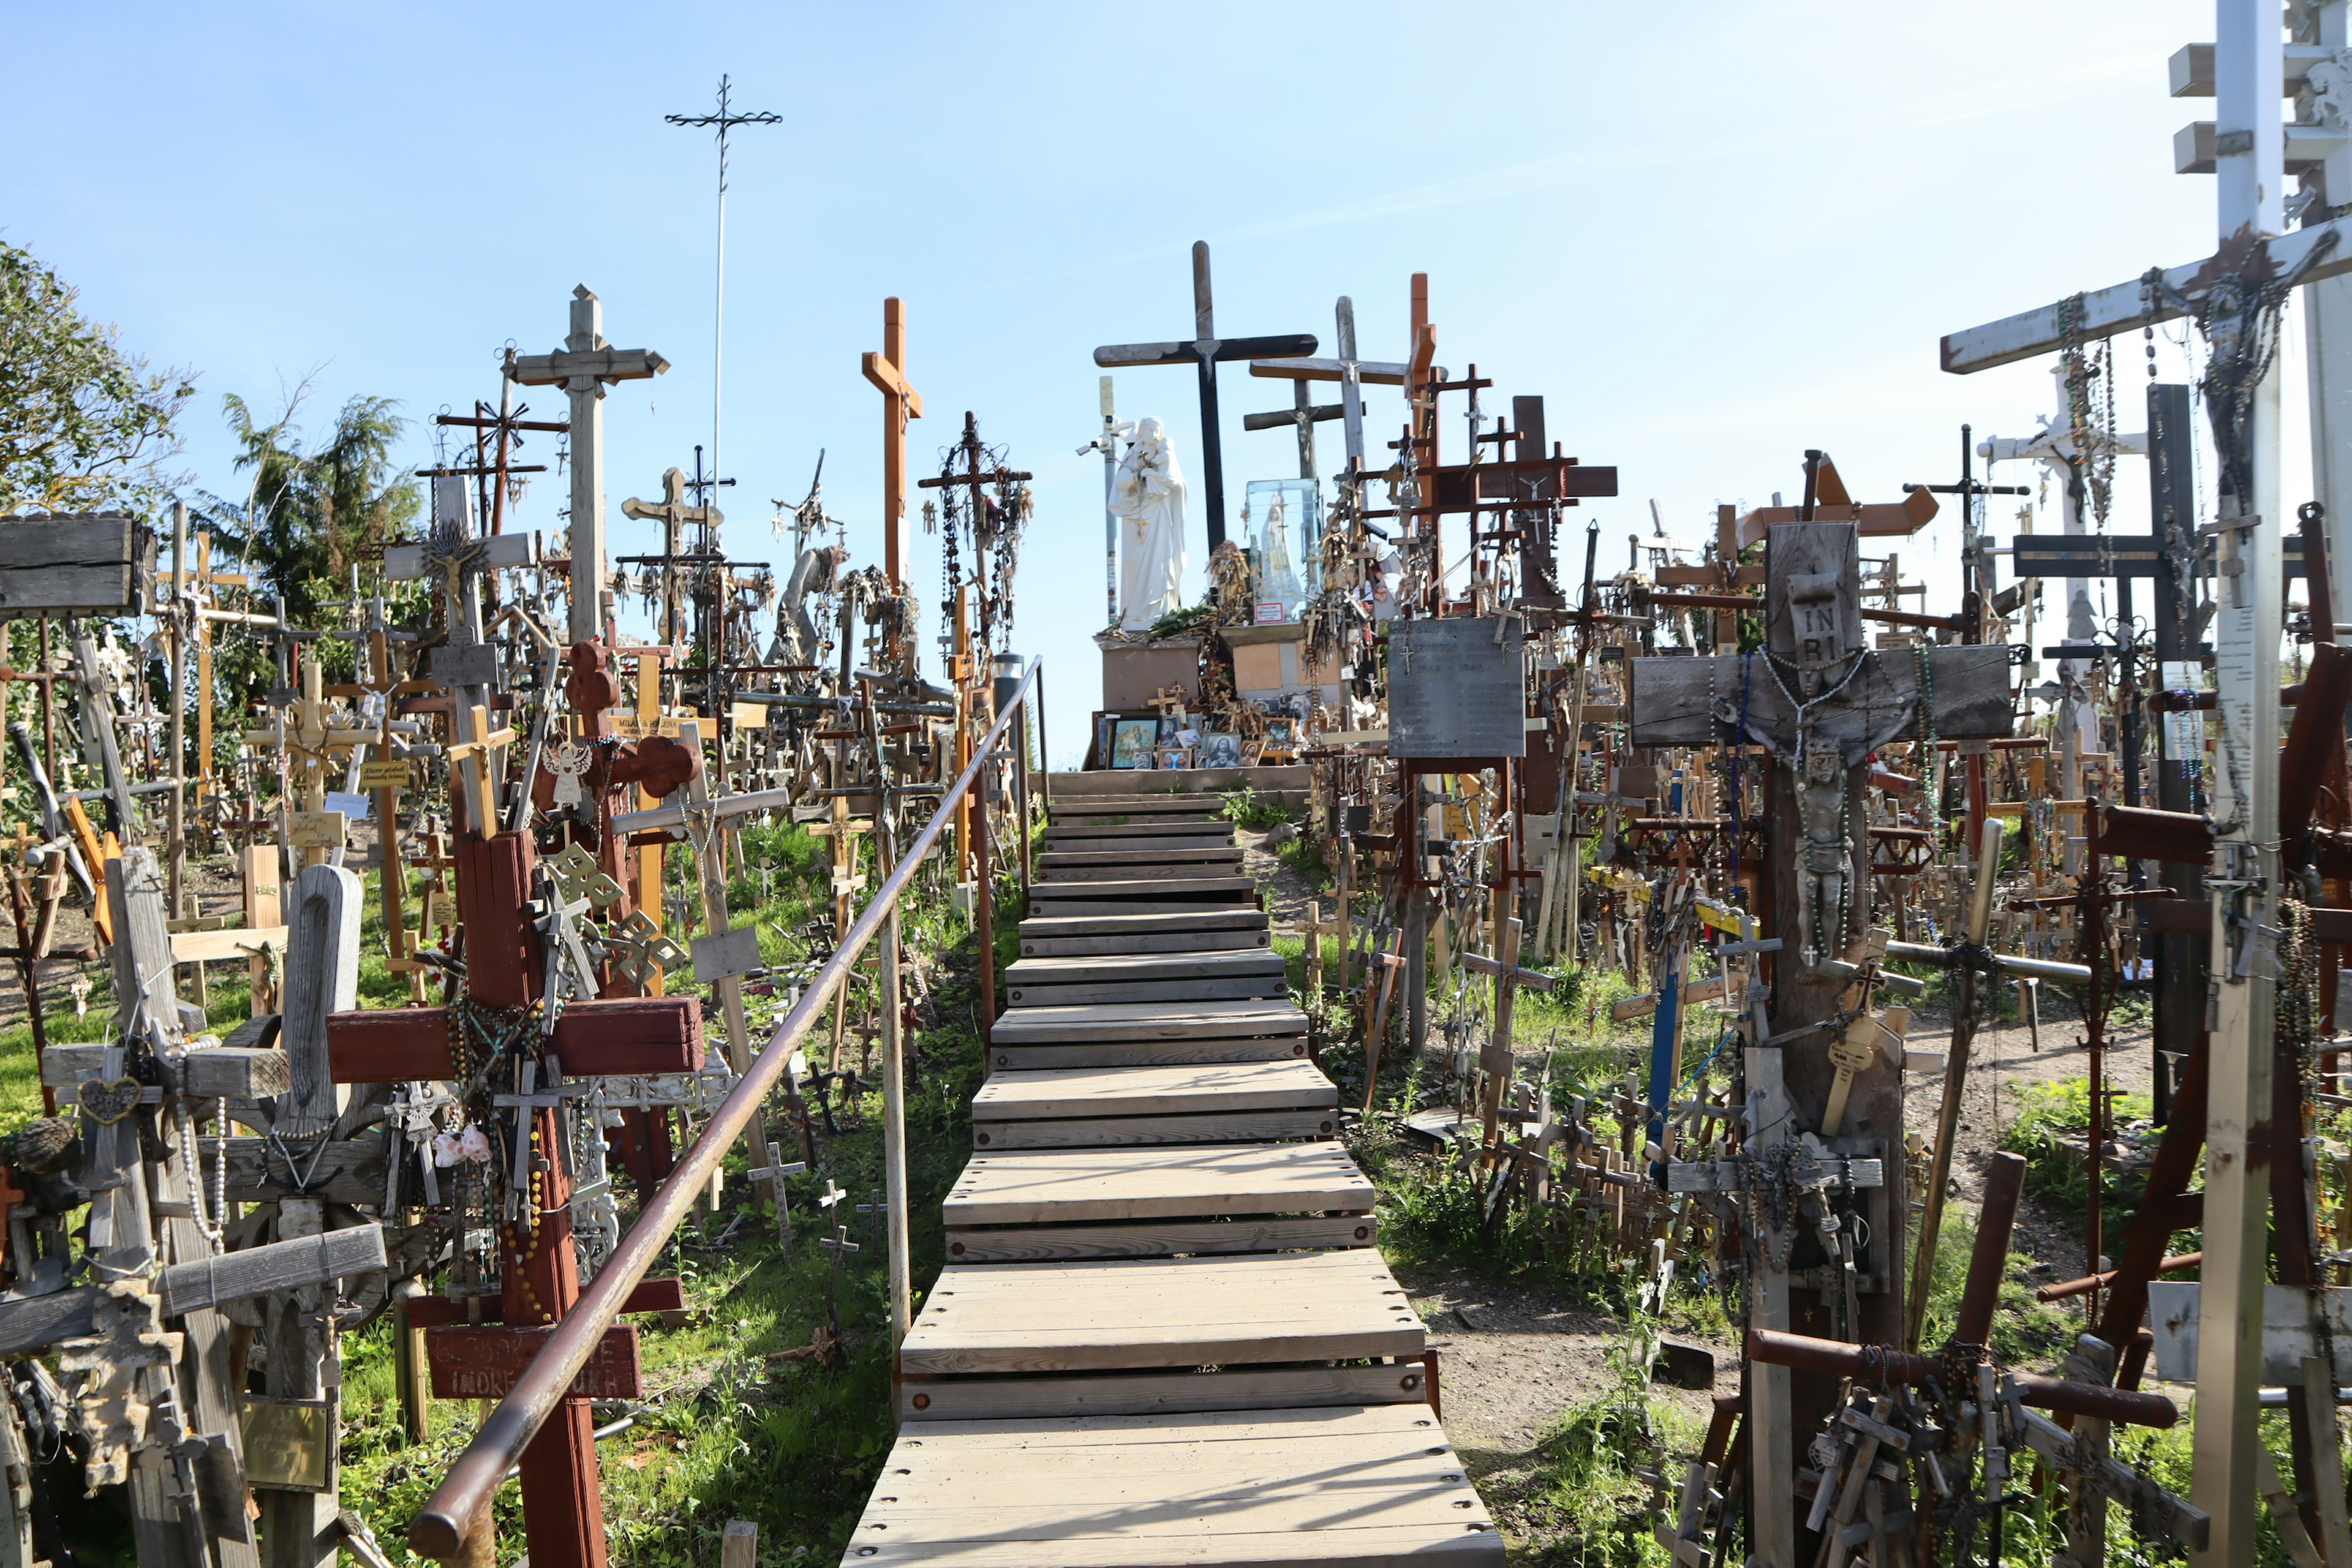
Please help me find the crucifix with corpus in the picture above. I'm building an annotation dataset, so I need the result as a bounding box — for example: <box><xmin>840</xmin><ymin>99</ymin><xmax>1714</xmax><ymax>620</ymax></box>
<box><xmin>620</xmin><ymin>467</ymin><xmax>720</xmax><ymax>652</ymax></box>
<box><xmin>1939</xmin><ymin>7</ymin><xmax>2352</xmax><ymax>1554</ymax></box>
<box><xmin>1092</xmin><ymin>240</ymin><xmax>1317</xmax><ymax>549</ymax></box>
<box><xmin>1628</xmin><ymin>514</ymin><xmax>2013</xmax><ymax>1564</ymax></box>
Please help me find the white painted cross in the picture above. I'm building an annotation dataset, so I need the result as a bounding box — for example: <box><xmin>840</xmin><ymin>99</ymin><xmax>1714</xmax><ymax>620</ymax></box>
<box><xmin>1941</xmin><ymin>10</ymin><xmax>2305</xmax><ymax>1560</ymax></box>
<box><xmin>509</xmin><ymin>285</ymin><xmax>669</xmax><ymax>643</ymax></box>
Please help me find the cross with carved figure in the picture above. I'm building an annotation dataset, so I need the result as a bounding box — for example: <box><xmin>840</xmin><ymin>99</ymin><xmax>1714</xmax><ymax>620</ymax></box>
<box><xmin>620</xmin><ymin>468</ymin><xmax>722</xmax><ymax>650</ymax></box>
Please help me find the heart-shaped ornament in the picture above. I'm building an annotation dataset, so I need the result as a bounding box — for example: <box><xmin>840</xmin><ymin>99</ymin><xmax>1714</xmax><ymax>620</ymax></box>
<box><xmin>78</xmin><ymin>1077</ymin><xmax>142</xmax><ymax>1125</ymax></box>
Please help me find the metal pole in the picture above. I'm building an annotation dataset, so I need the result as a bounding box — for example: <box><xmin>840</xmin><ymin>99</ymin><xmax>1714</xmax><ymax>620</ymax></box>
<box><xmin>409</xmin><ymin>664</ymin><xmax>1040</xmax><ymax>1559</ymax></box>
<box><xmin>878</xmin><ymin>815</ymin><xmax>910</xmax><ymax>1366</ymax></box>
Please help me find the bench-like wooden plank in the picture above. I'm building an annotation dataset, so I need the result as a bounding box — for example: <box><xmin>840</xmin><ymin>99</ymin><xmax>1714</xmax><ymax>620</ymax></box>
<box><xmin>1019</xmin><ymin>929</ymin><xmax>1271</xmax><ymax>959</ymax></box>
<box><xmin>1035</xmin><ymin>862</ymin><xmax>1247</xmax><ymax>884</ymax></box>
<box><xmin>989</xmin><ymin>1000</ymin><xmax>1306</xmax><ymax>1044</ymax></box>
<box><xmin>976</xmin><ymin>1110</ymin><xmax>1334</xmax><ymax>1148</ymax></box>
<box><xmin>1049</xmin><ymin>795</ymin><xmax>1231</xmax><ymax>816</ymax></box>
<box><xmin>1019</xmin><ymin>909</ymin><xmax>1268</xmax><ymax>940</ymax></box>
<box><xmin>944</xmin><ymin>1214</ymin><xmax>1376</xmax><ymax>1263</ymax></box>
<box><xmin>1027</xmin><ymin>875</ymin><xmax>1257</xmax><ymax>899</ymax></box>
<box><xmin>1039</xmin><ymin>844</ymin><xmax>1242</xmax><ymax>865</ymax></box>
<box><xmin>899</xmin><ymin>1251</ymin><xmax>1422</xmax><ymax>1374</ymax></box>
<box><xmin>1041</xmin><ymin>824</ymin><xmax>1237</xmax><ymax>846</ymax></box>
<box><xmin>1006</xmin><ymin>976</ymin><xmax>1289</xmax><ymax>1008</ymax></box>
<box><xmin>1007</xmin><ymin>951</ymin><xmax>1286</xmax><ymax>985</ymax></box>
<box><xmin>898</xmin><ymin>1363</ymin><xmax>1427</xmax><ymax>1422</ymax></box>
<box><xmin>854</xmin><ymin>1404</ymin><xmax>1498</xmax><ymax>1567</ymax></box>
<box><xmin>971</xmin><ymin>1061</ymin><xmax>1335</xmax><ymax>1123</ymax></box>
<box><xmin>947</xmin><ymin>1143</ymin><xmax>1372</xmax><ymax>1227</ymax></box>
<box><xmin>989</xmin><ymin>1038</ymin><xmax>1311</xmax><ymax>1071</ymax></box>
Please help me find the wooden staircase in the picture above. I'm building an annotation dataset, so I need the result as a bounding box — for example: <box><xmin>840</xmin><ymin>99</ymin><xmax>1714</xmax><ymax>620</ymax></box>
<box><xmin>848</xmin><ymin>789</ymin><xmax>1504</xmax><ymax>1567</ymax></box>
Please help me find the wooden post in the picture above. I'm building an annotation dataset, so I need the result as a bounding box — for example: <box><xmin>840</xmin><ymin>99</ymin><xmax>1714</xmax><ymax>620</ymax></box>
<box><xmin>244</xmin><ymin>843</ymin><xmax>282</xmax><ymax>1017</ymax></box>
<box><xmin>633</xmin><ymin>650</ymin><xmax>666</xmax><ymax>997</ymax></box>
<box><xmin>1743</xmin><ymin>1045</ymin><xmax>1796</xmax><ymax>1568</ymax></box>
<box><xmin>721</xmin><ymin>1522</ymin><xmax>758</xmax><ymax>1568</ymax></box>
<box><xmin>168</xmin><ymin>500</ymin><xmax>187</xmax><ymax>921</ymax></box>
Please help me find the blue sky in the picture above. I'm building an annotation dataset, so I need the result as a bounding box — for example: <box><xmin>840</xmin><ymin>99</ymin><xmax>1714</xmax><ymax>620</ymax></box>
<box><xmin>1</xmin><ymin>1</ymin><xmax>2269</xmax><ymax>763</ymax></box>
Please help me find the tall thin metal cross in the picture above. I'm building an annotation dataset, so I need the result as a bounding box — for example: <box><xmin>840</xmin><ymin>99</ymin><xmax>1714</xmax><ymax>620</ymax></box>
<box><xmin>666</xmin><ymin>74</ymin><xmax>781</xmax><ymax>532</ymax></box>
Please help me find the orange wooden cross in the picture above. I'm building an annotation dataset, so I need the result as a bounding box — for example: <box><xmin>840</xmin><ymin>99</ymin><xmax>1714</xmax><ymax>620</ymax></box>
<box><xmin>861</xmin><ymin>297</ymin><xmax>924</xmax><ymax>590</ymax></box>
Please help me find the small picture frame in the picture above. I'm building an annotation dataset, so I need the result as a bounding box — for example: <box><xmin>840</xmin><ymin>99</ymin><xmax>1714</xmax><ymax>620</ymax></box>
<box><xmin>1095</xmin><ymin>712</ymin><xmax>1115</xmax><ymax>769</ymax></box>
<box><xmin>1264</xmin><ymin>717</ymin><xmax>1295</xmax><ymax>748</ymax></box>
<box><xmin>1110</xmin><ymin>718</ymin><xmax>1159</xmax><ymax>770</ymax></box>
<box><xmin>1240</xmin><ymin>738</ymin><xmax>1266</xmax><ymax>767</ymax></box>
<box><xmin>1157</xmin><ymin>714</ymin><xmax>1182</xmax><ymax>742</ymax></box>
<box><xmin>1200</xmin><ymin>732</ymin><xmax>1242</xmax><ymax>769</ymax></box>
<box><xmin>1157</xmin><ymin>745</ymin><xmax>1193</xmax><ymax>771</ymax></box>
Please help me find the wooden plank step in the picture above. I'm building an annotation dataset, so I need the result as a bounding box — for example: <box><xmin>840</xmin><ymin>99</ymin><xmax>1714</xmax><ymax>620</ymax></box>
<box><xmin>944</xmin><ymin>1214</ymin><xmax>1377</xmax><ymax>1263</ymax></box>
<box><xmin>1049</xmin><ymin>794</ymin><xmax>1231</xmax><ymax>816</ymax></box>
<box><xmin>975</xmin><ymin>1110</ymin><xmax>1332</xmax><ymax>1148</ymax></box>
<box><xmin>898</xmin><ymin>1363</ymin><xmax>1429</xmax><ymax>1423</ymax></box>
<box><xmin>898</xmin><ymin>1251</ymin><xmax>1422</xmax><ymax>1374</ymax></box>
<box><xmin>971</xmin><ymin>1061</ymin><xmax>1335</xmax><ymax>1123</ymax></box>
<box><xmin>947</xmin><ymin>1143</ymin><xmax>1373</xmax><ymax>1227</ymax></box>
<box><xmin>1038</xmin><ymin>846</ymin><xmax>1243</xmax><ymax>868</ymax></box>
<box><xmin>1005</xmin><ymin>976</ymin><xmax>1289</xmax><ymax>1008</ymax></box>
<box><xmin>850</xmin><ymin>1403</ymin><xmax>1498</xmax><ymax>1564</ymax></box>
<box><xmin>1041</xmin><ymin>823</ymin><xmax>1237</xmax><ymax>845</ymax></box>
<box><xmin>1035</xmin><ymin>862</ymin><xmax>1246</xmax><ymax>884</ymax></box>
<box><xmin>989</xmin><ymin>1000</ymin><xmax>1306</xmax><ymax>1045</ymax></box>
<box><xmin>1021</xmin><ymin>899</ymin><xmax>1257</xmax><ymax>918</ymax></box>
<box><xmin>989</xmin><ymin>1038</ymin><xmax>1311</xmax><ymax>1071</ymax></box>
<box><xmin>1019</xmin><ymin>910</ymin><xmax>1268</xmax><ymax>943</ymax></box>
<box><xmin>1006</xmin><ymin>951</ymin><xmax>1286</xmax><ymax>986</ymax></box>
<box><xmin>1027</xmin><ymin>875</ymin><xmax>1257</xmax><ymax>899</ymax></box>
<box><xmin>1017</xmin><ymin>929</ymin><xmax>1270</xmax><ymax>959</ymax></box>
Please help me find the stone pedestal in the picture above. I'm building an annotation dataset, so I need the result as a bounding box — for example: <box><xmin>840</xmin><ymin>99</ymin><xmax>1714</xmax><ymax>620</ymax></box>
<box><xmin>1096</xmin><ymin>634</ymin><xmax>1200</xmax><ymax>710</ymax></box>
<box><xmin>1221</xmin><ymin>622</ymin><xmax>1341</xmax><ymax>710</ymax></box>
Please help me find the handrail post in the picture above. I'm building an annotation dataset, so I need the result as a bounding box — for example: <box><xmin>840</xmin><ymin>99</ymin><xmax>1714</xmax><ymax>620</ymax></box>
<box><xmin>1015</xmin><ymin>697</ymin><xmax>1033</xmax><ymax>899</ymax></box>
<box><xmin>976</xmin><ymin>729</ymin><xmax>996</xmax><ymax>1030</ymax></box>
<box><xmin>878</xmin><ymin>816</ymin><xmax>910</xmax><ymax>1376</ymax></box>
<box><xmin>1035</xmin><ymin>660</ymin><xmax>1051</xmax><ymax>810</ymax></box>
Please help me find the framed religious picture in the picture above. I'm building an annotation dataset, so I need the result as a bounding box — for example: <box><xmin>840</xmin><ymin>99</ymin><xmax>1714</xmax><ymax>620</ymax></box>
<box><xmin>1094</xmin><ymin>712</ymin><xmax>1116</xmax><ymax>769</ymax></box>
<box><xmin>1157</xmin><ymin>714</ymin><xmax>1182</xmax><ymax>743</ymax></box>
<box><xmin>1110</xmin><ymin>718</ymin><xmax>1159</xmax><ymax>770</ymax></box>
<box><xmin>1264</xmin><ymin>718</ymin><xmax>1295</xmax><ymax>749</ymax></box>
<box><xmin>1157</xmin><ymin>745</ymin><xmax>1192</xmax><ymax>770</ymax></box>
<box><xmin>1240</xmin><ymin>738</ymin><xmax>1266</xmax><ymax>767</ymax></box>
<box><xmin>1200</xmin><ymin>732</ymin><xmax>1242</xmax><ymax>769</ymax></box>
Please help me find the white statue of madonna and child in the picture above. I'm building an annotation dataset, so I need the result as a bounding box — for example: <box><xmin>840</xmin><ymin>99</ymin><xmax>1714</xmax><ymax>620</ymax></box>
<box><xmin>1110</xmin><ymin>415</ymin><xmax>1188</xmax><ymax>633</ymax></box>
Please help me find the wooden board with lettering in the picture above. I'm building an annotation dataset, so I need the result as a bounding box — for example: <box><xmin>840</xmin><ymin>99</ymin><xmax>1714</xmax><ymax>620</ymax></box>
<box><xmin>357</xmin><ymin>758</ymin><xmax>411</xmax><ymax>789</ymax></box>
<box><xmin>425</xmin><ymin>1322</ymin><xmax>643</xmax><ymax>1400</ymax></box>
<box><xmin>287</xmin><ymin>811</ymin><xmax>349</xmax><ymax>848</ymax></box>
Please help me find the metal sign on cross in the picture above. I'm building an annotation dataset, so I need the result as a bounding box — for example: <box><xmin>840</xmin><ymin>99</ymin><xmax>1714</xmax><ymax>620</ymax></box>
<box><xmin>1091</xmin><ymin>239</ymin><xmax>1317</xmax><ymax>550</ymax></box>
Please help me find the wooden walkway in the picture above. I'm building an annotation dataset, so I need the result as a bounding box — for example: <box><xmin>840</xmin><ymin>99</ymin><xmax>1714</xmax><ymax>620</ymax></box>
<box><xmin>850</xmin><ymin>790</ymin><xmax>1503</xmax><ymax>1567</ymax></box>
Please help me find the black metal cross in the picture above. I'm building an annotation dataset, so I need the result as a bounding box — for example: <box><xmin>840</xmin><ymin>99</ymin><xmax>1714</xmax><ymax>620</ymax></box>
<box><xmin>1093</xmin><ymin>240</ymin><xmax>1317</xmax><ymax>550</ymax></box>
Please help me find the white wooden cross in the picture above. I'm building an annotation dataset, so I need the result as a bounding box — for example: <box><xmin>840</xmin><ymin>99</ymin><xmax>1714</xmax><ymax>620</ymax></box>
<box><xmin>1940</xmin><ymin>12</ymin><xmax>2323</xmax><ymax>1553</ymax></box>
<box><xmin>509</xmin><ymin>285</ymin><xmax>669</xmax><ymax>643</ymax></box>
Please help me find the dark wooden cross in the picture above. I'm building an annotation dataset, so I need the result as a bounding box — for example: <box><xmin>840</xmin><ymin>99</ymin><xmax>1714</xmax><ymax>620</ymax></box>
<box><xmin>1629</xmin><ymin>519</ymin><xmax>2013</xmax><ymax>1472</ymax></box>
<box><xmin>1092</xmin><ymin>240</ymin><xmax>1317</xmax><ymax>550</ymax></box>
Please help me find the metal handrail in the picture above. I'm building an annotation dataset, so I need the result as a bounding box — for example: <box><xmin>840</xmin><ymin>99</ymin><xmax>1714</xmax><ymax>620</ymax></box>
<box><xmin>409</xmin><ymin>660</ymin><xmax>1041</xmax><ymax>1558</ymax></box>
